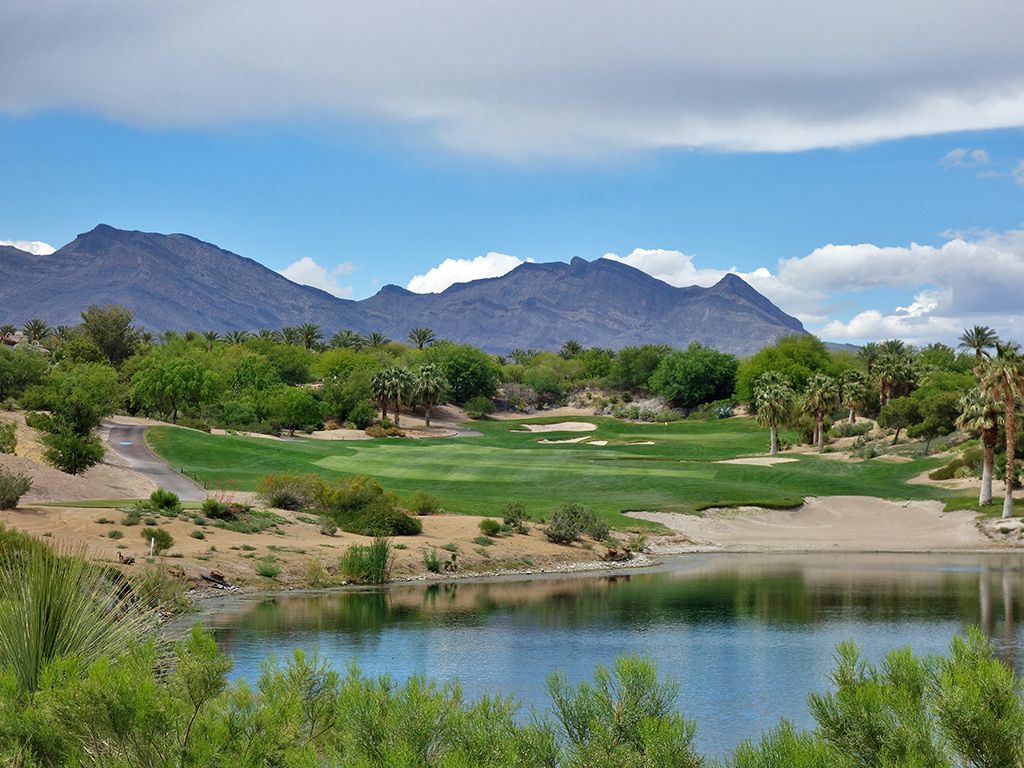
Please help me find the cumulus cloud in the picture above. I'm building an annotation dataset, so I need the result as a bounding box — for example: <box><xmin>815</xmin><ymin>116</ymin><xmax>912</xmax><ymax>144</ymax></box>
<box><xmin>0</xmin><ymin>239</ymin><xmax>55</xmax><ymax>255</ymax></box>
<box><xmin>605</xmin><ymin>229</ymin><xmax>1024</xmax><ymax>345</ymax></box>
<box><xmin>407</xmin><ymin>252</ymin><xmax>533</xmax><ymax>293</ymax></box>
<box><xmin>1</xmin><ymin>1</ymin><xmax>1023</xmax><ymax>157</ymax></box>
<box><xmin>941</xmin><ymin>147</ymin><xmax>991</xmax><ymax>168</ymax></box>
<box><xmin>279</xmin><ymin>256</ymin><xmax>354</xmax><ymax>297</ymax></box>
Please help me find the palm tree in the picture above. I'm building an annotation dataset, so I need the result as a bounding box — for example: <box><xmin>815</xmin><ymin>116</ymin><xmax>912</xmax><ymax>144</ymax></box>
<box><xmin>960</xmin><ymin>325</ymin><xmax>999</xmax><ymax>360</ymax></box>
<box><xmin>297</xmin><ymin>322</ymin><xmax>322</xmax><ymax>351</ymax></box>
<box><xmin>183</xmin><ymin>330</ymin><xmax>200</xmax><ymax>342</ymax></box>
<box><xmin>802</xmin><ymin>373</ymin><xmax>839</xmax><ymax>452</ymax></box>
<box><xmin>957</xmin><ymin>387</ymin><xmax>1000</xmax><ymax>506</ymax></box>
<box><xmin>841</xmin><ymin>369</ymin><xmax>867</xmax><ymax>424</ymax></box>
<box><xmin>414</xmin><ymin>364</ymin><xmax>449</xmax><ymax>428</ymax></box>
<box><xmin>559</xmin><ymin>340</ymin><xmax>583</xmax><ymax>359</ymax></box>
<box><xmin>388</xmin><ymin>367</ymin><xmax>415</xmax><ymax>426</ymax></box>
<box><xmin>331</xmin><ymin>329</ymin><xmax>365</xmax><ymax>350</ymax></box>
<box><xmin>22</xmin><ymin>318</ymin><xmax>51</xmax><ymax>342</ymax></box>
<box><xmin>366</xmin><ymin>332</ymin><xmax>390</xmax><ymax>349</ymax></box>
<box><xmin>371</xmin><ymin>369</ymin><xmax>392</xmax><ymax>421</ymax></box>
<box><xmin>754</xmin><ymin>371</ymin><xmax>794</xmax><ymax>455</ymax></box>
<box><xmin>0</xmin><ymin>324</ymin><xmax>15</xmax><ymax>338</ymax></box>
<box><xmin>224</xmin><ymin>330</ymin><xmax>250</xmax><ymax>346</ymax></box>
<box><xmin>978</xmin><ymin>343</ymin><xmax>1024</xmax><ymax>518</ymax></box>
<box><xmin>280</xmin><ymin>326</ymin><xmax>300</xmax><ymax>346</ymax></box>
<box><xmin>257</xmin><ymin>328</ymin><xmax>282</xmax><ymax>342</ymax></box>
<box><xmin>875</xmin><ymin>348</ymin><xmax>914</xmax><ymax>405</ymax></box>
<box><xmin>408</xmin><ymin>327</ymin><xmax>436</xmax><ymax>350</ymax></box>
<box><xmin>858</xmin><ymin>342</ymin><xmax>879</xmax><ymax>376</ymax></box>
<box><xmin>53</xmin><ymin>325</ymin><xmax>74</xmax><ymax>342</ymax></box>
<box><xmin>203</xmin><ymin>330</ymin><xmax>219</xmax><ymax>352</ymax></box>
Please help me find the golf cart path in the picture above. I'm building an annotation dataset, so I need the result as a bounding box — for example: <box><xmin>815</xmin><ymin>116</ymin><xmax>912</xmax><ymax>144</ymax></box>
<box><xmin>102</xmin><ymin>420</ymin><xmax>206</xmax><ymax>501</ymax></box>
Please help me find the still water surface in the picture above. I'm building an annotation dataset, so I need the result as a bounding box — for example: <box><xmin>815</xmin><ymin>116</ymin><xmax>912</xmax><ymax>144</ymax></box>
<box><xmin>201</xmin><ymin>553</ymin><xmax>1024</xmax><ymax>756</ymax></box>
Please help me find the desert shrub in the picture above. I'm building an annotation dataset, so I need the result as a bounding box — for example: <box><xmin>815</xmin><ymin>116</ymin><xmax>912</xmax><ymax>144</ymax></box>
<box><xmin>472</xmin><ymin>535</ymin><xmax>494</xmax><ymax>547</ymax></box>
<box><xmin>339</xmin><ymin>537</ymin><xmax>393</xmax><ymax>584</ymax></box>
<box><xmin>365</xmin><ymin>424</ymin><xmax>405</xmax><ymax>438</ymax></box>
<box><xmin>0</xmin><ymin>469</ymin><xmax>32</xmax><ymax>510</ymax></box>
<box><xmin>201</xmin><ymin>497</ymin><xmax>234</xmax><ymax>521</ymax></box>
<box><xmin>408</xmin><ymin>490</ymin><xmax>442</xmax><ymax>515</ymax></box>
<box><xmin>108</xmin><ymin>529</ymin><xmax>124</xmax><ymax>540</ymax></box>
<box><xmin>141</xmin><ymin>527</ymin><xmax>174</xmax><ymax>555</ymax></box>
<box><xmin>318</xmin><ymin>516</ymin><xmax>338</xmax><ymax>536</ymax></box>
<box><xmin>544</xmin><ymin>502</ymin><xmax>607</xmax><ymax>544</ymax></box>
<box><xmin>256</xmin><ymin>473</ymin><xmax>316</xmax><ymax>511</ymax></box>
<box><xmin>316</xmin><ymin>475</ymin><xmax>422</xmax><ymax>536</ymax></box>
<box><xmin>478</xmin><ymin>518</ymin><xmax>502</xmax><ymax>537</ymax></box>
<box><xmin>464</xmin><ymin>395</ymin><xmax>496</xmax><ymax>419</ymax></box>
<box><xmin>119</xmin><ymin>505</ymin><xmax>143</xmax><ymax>526</ymax></box>
<box><xmin>190</xmin><ymin>529</ymin><xmax>205</xmax><ymax>540</ymax></box>
<box><xmin>41</xmin><ymin>430</ymin><xmax>105</xmax><ymax>475</ymax></box>
<box><xmin>828</xmin><ymin>421</ymin><xmax>873</xmax><ymax>439</ymax></box>
<box><xmin>0</xmin><ymin>420</ymin><xmax>15</xmax><ymax>454</ymax></box>
<box><xmin>930</xmin><ymin>445</ymin><xmax>984</xmax><ymax>481</ymax></box>
<box><xmin>256</xmin><ymin>557</ymin><xmax>281</xmax><ymax>579</ymax></box>
<box><xmin>347</xmin><ymin>399</ymin><xmax>378</xmax><ymax>429</ymax></box>
<box><xmin>149</xmin><ymin>488</ymin><xmax>181</xmax><ymax>513</ymax></box>
<box><xmin>422</xmin><ymin>546</ymin><xmax>442</xmax><ymax>573</ymax></box>
<box><xmin>23</xmin><ymin>411</ymin><xmax>52</xmax><ymax>431</ymax></box>
<box><xmin>502</xmin><ymin>501</ymin><xmax>528</xmax><ymax>533</ymax></box>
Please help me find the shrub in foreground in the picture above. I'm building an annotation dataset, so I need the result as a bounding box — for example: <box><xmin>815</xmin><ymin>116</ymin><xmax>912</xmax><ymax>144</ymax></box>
<box><xmin>140</xmin><ymin>526</ymin><xmax>174</xmax><ymax>555</ymax></box>
<box><xmin>0</xmin><ymin>469</ymin><xmax>32</xmax><ymax>510</ymax></box>
<box><xmin>316</xmin><ymin>475</ymin><xmax>422</xmax><ymax>536</ymax></box>
<box><xmin>339</xmin><ymin>537</ymin><xmax>393</xmax><ymax>584</ymax></box>
<box><xmin>148</xmin><ymin>487</ymin><xmax>180</xmax><ymax>513</ymax></box>
<box><xmin>478</xmin><ymin>518</ymin><xmax>502</xmax><ymax>537</ymax></box>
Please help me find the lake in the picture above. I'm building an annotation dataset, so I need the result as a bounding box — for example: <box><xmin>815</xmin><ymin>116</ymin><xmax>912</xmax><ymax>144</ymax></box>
<box><xmin>197</xmin><ymin>553</ymin><xmax>1024</xmax><ymax>757</ymax></box>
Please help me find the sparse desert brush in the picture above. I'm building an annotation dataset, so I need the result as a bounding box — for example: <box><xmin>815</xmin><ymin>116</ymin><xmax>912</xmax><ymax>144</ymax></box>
<box><xmin>0</xmin><ymin>469</ymin><xmax>32</xmax><ymax>510</ymax></box>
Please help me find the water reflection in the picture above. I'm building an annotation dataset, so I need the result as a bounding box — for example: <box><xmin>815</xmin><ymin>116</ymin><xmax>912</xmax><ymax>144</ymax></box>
<box><xmin>199</xmin><ymin>553</ymin><xmax>1024</xmax><ymax>756</ymax></box>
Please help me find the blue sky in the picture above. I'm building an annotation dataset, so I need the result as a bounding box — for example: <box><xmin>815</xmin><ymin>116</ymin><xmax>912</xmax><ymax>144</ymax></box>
<box><xmin>2</xmin><ymin>1</ymin><xmax>1023</xmax><ymax>344</ymax></box>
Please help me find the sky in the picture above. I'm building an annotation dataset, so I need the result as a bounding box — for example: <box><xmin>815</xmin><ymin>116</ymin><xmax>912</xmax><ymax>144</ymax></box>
<box><xmin>1</xmin><ymin>0</ymin><xmax>1023</xmax><ymax>345</ymax></box>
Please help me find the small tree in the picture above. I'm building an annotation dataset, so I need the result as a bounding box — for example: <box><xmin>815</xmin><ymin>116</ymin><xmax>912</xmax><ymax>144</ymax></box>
<box><xmin>878</xmin><ymin>397</ymin><xmax>921</xmax><ymax>445</ymax></box>
<box><xmin>907</xmin><ymin>391</ymin><xmax>960</xmax><ymax>454</ymax></box>
<box><xmin>268</xmin><ymin>388</ymin><xmax>324</xmax><ymax>436</ymax></box>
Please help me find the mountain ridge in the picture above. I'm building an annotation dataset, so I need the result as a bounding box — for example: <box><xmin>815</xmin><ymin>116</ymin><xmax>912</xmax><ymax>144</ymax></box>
<box><xmin>0</xmin><ymin>224</ymin><xmax>805</xmax><ymax>355</ymax></box>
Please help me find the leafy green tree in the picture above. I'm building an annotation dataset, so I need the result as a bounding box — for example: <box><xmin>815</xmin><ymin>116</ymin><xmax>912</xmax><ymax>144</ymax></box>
<box><xmin>735</xmin><ymin>335</ymin><xmax>837</xmax><ymax>403</ymax></box>
<box><xmin>608</xmin><ymin>344</ymin><xmax>669</xmax><ymax>391</ymax></box>
<box><xmin>44</xmin><ymin>363</ymin><xmax>121</xmax><ymax>436</ymax></box>
<box><xmin>978</xmin><ymin>343</ymin><xmax>1024</xmax><ymax>518</ymax></box>
<box><xmin>79</xmin><ymin>304</ymin><xmax>140</xmax><ymax>366</ymax></box>
<box><xmin>413</xmin><ymin>363</ymin><xmax>448</xmax><ymax>427</ymax></box>
<box><xmin>0</xmin><ymin>345</ymin><xmax>48</xmax><ymax>400</ymax></box>
<box><xmin>268</xmin><ymin>387</ymin><xmax>324</xmax><ymax>436</ymax></box>
<box><xmin>132</xmin><ymin>352</ymin><xmax>215</xmax><ymax>424</ymax></box>
<box><xmin>907</xmin><ymin>390</ymin><xmax>960</xmax><ymax>454</ymax></box>
<box><xmin>408</xmin><ymin>327</ymin><xmax>436</xmax><ymax>349</ymax></box>
<box><xmin>58</xmin><ymin>336</ymin><xmax>105</xmax><ymax>365</ymax></box>
<box><xmin>41</xmin><ymin>431</ymin><xmax>106</xmax><ymax>475</ymax></box>
<box><xmin>754</xmin><ymin>371</ymin><xmax>794</xmax><ymax>455</ymax></box>
<box><xmin>649</xmin><ymin>343</ymin><xmax>738</xmax><ymax>408</ymax></box>
<box><xmin>877</xmin><ymin>396</ymin><xmax>921</xmax><ymax>445</ymax></box>
<box><xmin>424</xmin><ymin>342</ymin><xmax>499</xmax><ymax>404</ymax></box>
<box><xmin>264</xmin><ymin>343</ymin><xmax>314</xmax><ymax>385</ymax></box>
<box><xmin>577</xmin><ymin>347</ymin><xmax>615</xmax><ymax>380</ymax></box>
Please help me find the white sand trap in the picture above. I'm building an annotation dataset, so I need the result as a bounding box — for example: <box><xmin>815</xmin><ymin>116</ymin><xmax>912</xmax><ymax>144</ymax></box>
<box><xmin>538</xmin><ymin>436</ymin><xmax>591</xmax><ymax>444</ymax></box>
<box><xmin>521</xmin><ymin>421</ymin><xmax>598</xmax><ymax>433</ymax></box>
<box><xmin>630</xmin><ymin>496</ymin><xmax>988</xmax><ymax>552</ymax></box>
<box><xmin>717</xmin><ymin>457</ymin><xmax>798</xmax><ymax>466</ymax></box>
<box><xmin>625</xmin><ymin>441</ymin><xmax>656</xmax><ymax>446</ymax></box>
<box><xmin>589</xmin><ymin>440</ymin><xmax>608</xmax><ymax>446</ymax></box>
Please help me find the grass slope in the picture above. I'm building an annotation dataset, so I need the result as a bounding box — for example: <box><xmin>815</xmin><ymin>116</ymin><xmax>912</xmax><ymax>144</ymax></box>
<box><xmin>147</xmin><ymin>417</ymin><xmax>949</xmax><ymax>529</ymax></box>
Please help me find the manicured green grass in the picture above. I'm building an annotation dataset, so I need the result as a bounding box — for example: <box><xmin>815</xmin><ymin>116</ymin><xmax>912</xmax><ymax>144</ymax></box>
<box><xmin>147</xmin><ymin>416</ymin><xmax>951</xmax><ymax>530</ymax></box>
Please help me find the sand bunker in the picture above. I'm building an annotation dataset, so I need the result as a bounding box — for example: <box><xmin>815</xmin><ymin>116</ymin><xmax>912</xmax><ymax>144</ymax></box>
<box><xmin>717</xmin><ymin>457</ymin><xmax>798</xmax><ymax>466</ymax></box>
<box><xmin>538</xmin><ymin>436</ymin><xmax>591</xmax><ymax>444</ymax></box>
<box><xmin>589</xmin><ymin>440</ymin><xmax>608</xmax><ymax>446</ymax></box>
<box><xmin>520</xmin><ymin>422</ymin><xmax>598</xmax><ymax>433</ymax></box>
<box><xmin>625</xmin><ymin>441</ymin><xmax>656</xmax><ymax>446</ymax></box>
<box><xmin>630</xmin><ymin>496</ymin><xmax>989</xmax><ymax>553</ymax></box>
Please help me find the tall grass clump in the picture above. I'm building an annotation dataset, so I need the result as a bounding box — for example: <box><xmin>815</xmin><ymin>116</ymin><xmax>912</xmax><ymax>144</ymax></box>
<box><xmin>340</xmin><ymin>537</ymin><xmax>393</xmax><ymax>584</ymax></box>
<box><xmin>0</xmin><ymin>537</ymin><xmax>155</xmax><ymax>692</ymax></box>
<box><xmin>0</xmin><ymin>419</ymin><xmax>16</xmax><ymax>454</ymax></box>
<box><xmin>256</xmin><ymin>473</ymin><xmax>315</xmax><ymax>511</ymax></box>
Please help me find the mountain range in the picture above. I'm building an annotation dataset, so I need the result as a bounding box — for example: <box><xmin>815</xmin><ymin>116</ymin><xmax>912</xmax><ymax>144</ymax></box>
<box><xmin>0</xmin><ymin>224</ymin><xmax>806</xmax><ymax>355</ymax></box>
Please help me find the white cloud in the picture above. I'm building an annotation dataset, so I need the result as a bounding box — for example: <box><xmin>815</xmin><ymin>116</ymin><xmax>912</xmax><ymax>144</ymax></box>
<box><xmin>0</xmin><ymin>239</ymin><xmax>55</xmax><ymax>255</ymax></box>
<box><xmin>1014</xmin><ymin>160</ymin><xmax>1024</xmax><ymax>186</ymax></box>
<box><xmin>942</xmin><ymin>147</ymin><xmax>991</xmax><ymax>168</ymax></box>
<box><xmin>279</xmin><ymin>256</ymin><xmax>354</xmax><ymax>297</ymax></box>
<box><xmin>407</xmin><ymin>252</ymin><xmax>533</xmax><ymax>293</ymax></box>
<box><xmin>605</xmin><ymin>229</ymin><xmax>1024</xmax><ymax>345</ymax></box>
<box><xmin>1</xmin><ymin>1</ymin><xmax>1023</xmax><ymax>157</ymax></box>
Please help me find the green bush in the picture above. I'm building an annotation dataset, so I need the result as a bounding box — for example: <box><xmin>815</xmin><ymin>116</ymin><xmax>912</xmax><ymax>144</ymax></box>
<box><xmin>119</xmin><ymin>505</ymin><xmax>143</xmax><ymax>526</ymax></box>
<box><xmin>472</xmin><ymin>535</ymin><xmax>494</xmax><ymax>547</ymax></box>
<box><xmin>189</xmin><ymin>529</ymin><xmax>205</xmax><ymax>540</ymax></box>
<box><xmin>930</xmin><ymin>445</ymin><xmax>984</xmax><ymax>481</ymax></box>
<box><xmin>107</xmin><ymin>529</ymin><xmax>124</xmax><ymax>540</ymax></box>
<box><xmin>201</xmin><ymin>497</ymin><xmax>235</xmax><ymax>521</ymax></box>
<box><xmin>544</xmin><ymin>502</ymin><xmax>608</xmax><ymax>544</ymax></box>
<box><xmin>347</xmin><ymin>399</ymin><xmax>378</xmax><ymax>429</ymax></box>
<box><xmin>255</xmin><ymin>473</ymin><xmax>315</xmax><ymax>511</ymax></box>
<box><xmin>316</xmin><ymin>475</ymin><xmax>422</xmax><ymax>536</ymax></box>
<box><xmin>23</xmin><ymin>411</ymin><xmax>53</xmax><ymax>431</ymax></box>
<box><xmin>149</xmin><ymin>488</ymin><xmax>180</xmax><ymax>512</ymax></box>
<box><xmin>408</xmin><ymin>490</ymin><xmax>442</xmax><ymax>515</ymax></box>
<box><xmin>478</xmin><ymin>518</ymin><xmax>502</xmax><ymax>537</ymax></box>
<box><xmin>464</xmin><ymin>395</ymin><xmax>496</xmax><ymax>419</ymax></box>
<box><xmin>41</xmin><ymin>430</ymin><xmax>105</xmax><ymax>475</ymax></box>
<box><xmin>256</xmin><ymin>557</ymin><xmax>282</xmax><ymax>579</ymax></box>
<box><xmin>422</xmin><ymin>546</ymin><xmax>442</xmax><ymax>573</ymax></box>
<box><xmin>318</xmin><ymin>516</ymin><xmax>338</xmax><ymax>536</ymax></box>
<box><xmin>339</xmin><ymin>537</ymin><xmax>393</xmax><ymax>584</ymax></box>
<box><xmin>0</xmin><ymin>420</ymin><xmax>15</xmax><ymax>454</ymax></box>
<box><xmin>140</xmin><ymin>527</ymin><xmax>174</xmax><ymax>555</ymax></box>
<box><xmin>0</xmin><ymin>469</ymin><xmax>32</xmax><ymax>510</ymax></box>
<box><xmin>828</xmin><ymin>421</ymin><xmax>873</xmax><ymax>439</ymax></box>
